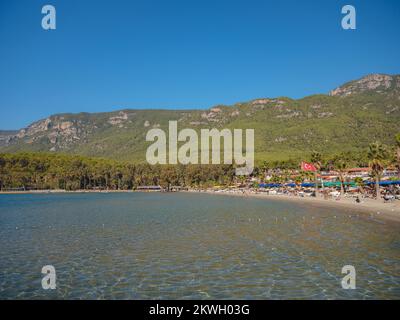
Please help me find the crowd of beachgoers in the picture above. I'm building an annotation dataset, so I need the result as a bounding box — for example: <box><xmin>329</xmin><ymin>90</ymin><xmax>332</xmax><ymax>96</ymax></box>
<box><xmin>192</xmin><ymin>184</ymin><xmax>400</xmax><ymax>202</ymax></box>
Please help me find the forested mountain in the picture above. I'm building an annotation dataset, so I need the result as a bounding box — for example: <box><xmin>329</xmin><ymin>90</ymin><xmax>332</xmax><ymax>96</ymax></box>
<box><xmin>1</xmin><ymin>74</ymin><xmax>399</xmax><ymax>164</ymax></box>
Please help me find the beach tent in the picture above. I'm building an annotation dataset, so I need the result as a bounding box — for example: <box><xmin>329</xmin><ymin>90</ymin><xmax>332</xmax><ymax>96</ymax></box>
<box><xmin>259</xmin><ymin>180</ymin><xmax>400</xmax><ymax>189</ymax></box>
<box><xmin>365</xmin><ymin>180</ymin><xmax>400</xmax><ymax>186</ymax></box>
<box><xmin>259</xmin><ymin>183</ymin><xmax>282</xmax><ymax>188</ymax></box>
<box><xmin>300</xmin><ymin>183</ymin><xmax>315</xmax><ymax>187</ymax></box>
<box><xmin>323</xmin><ymin>181</ymin><xmax>357</xmax><ymax>187</ymax></box>
<box><xmin>259</xmin><ymin>182</ymin><xmax>316</xmax><ymax>188</ymax></box>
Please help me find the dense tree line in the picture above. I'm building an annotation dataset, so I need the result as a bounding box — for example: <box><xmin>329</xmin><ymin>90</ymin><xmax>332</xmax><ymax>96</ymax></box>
<box><xmin>0</xmin><ymin>134</ymin><xmax>398</xmax><ymax>192</ymax></box>
<box><xmin>0</xmin><ymin>153</ymin><xmax>236</xmax><ymax>190</ymax></box>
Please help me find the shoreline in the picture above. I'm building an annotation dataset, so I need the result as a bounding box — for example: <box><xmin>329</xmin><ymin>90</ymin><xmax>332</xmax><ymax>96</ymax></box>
<box><xmin>187</xmin><ymin>190</ymin><xmax>400</xmax><ymax>223</ymax></box>
<box><xmin>0</xmin><ymin>189</ymin><xmax>133</xmax><ymax>194</ymax></box>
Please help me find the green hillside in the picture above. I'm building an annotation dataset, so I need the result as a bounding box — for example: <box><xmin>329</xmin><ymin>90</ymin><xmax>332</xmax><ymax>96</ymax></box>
<box><xmin>1</xmin><ymin>74</ymin><xmax>399</xmax><ymax>164</ymax></box>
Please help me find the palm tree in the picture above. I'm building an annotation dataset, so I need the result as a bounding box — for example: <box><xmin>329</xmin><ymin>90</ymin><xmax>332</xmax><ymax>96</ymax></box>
<box><xmin>261</xmin><ymin>161</ymin><xmax>270</xmax><ymax>181</ymax></box>
<box><xmin>334</xmin><ymin>159</ymin><xmax>347</xmax><ymax>196</ymax></box>
<box><xmin>294</xmin><ymin>173</ymin><xmax>304</xmax><ymax>187</ymax></box>
<box><xmin>311</xmin><ymin>151</ymin><xmax>322</xmax><ymax>170</ymax></box>
<box><xmin>311</xmin><ymin>151</ymin><xmax>322</xmax><ymax>196</ymax></box>
<box><xmin>354</xmin><ymin>177</ymin><xmax>365</xmax><ymax>195</ymax></box>
<box><xmin>395</xmin><ymin>133</ymin><xmax>400</xmax><ymax>179</ymax></box>
<box><xmin>367</xmin><ymin>142</ymin><xmax>388</xmax><ymax>200</ymax></box>
<box><xmin>271</xmin><ymin>174</ymin><xmax>282</xmax><ymax>184</ymax></box>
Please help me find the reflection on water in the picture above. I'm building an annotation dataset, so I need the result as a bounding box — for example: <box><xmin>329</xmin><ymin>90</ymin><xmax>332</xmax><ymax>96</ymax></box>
<box><xmin>0</xmin><ymin>193</ymin><xmax>399</xmax><ymax>299</ymax></box>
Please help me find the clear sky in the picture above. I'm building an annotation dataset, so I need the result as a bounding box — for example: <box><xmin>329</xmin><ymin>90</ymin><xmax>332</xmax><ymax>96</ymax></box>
<box><xmin>0</xmin><ymin>0</ymin><xmax>399</xmax><ymax>129</ymax></box>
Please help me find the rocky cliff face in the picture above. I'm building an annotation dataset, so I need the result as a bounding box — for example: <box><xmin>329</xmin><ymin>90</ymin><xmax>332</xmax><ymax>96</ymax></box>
<box><xmin>14</xmin><ymin>117</ymin><xmax>88</xmax><ymax>151</ymax></box>
<box><xmin>8</xmin><ymin>111</ymin><xmax>129</xmax><ymax>151</ymax></box>
<box><xmin>329</xmin><ymin>74</ymin><xmax>400</xmax><ymax>97</ymax></box>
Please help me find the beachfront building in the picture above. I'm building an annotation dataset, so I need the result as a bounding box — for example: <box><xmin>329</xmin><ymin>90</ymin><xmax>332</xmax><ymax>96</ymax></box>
<box><xmin>136</xmin><ymin>185</ymin><xmax>164</xmax><ymax>192</ymax></box>
<box><xmin>346</xmin><ymin>168</ymin><xmax>370</xmax><ymax>179</ymax></box>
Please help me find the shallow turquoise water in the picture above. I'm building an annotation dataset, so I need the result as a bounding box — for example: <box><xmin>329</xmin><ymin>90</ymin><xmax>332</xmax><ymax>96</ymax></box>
<box><xmin>0</xmin><ymin>192</ymin><xmax>399</xmax><ymax>299</ymax></box>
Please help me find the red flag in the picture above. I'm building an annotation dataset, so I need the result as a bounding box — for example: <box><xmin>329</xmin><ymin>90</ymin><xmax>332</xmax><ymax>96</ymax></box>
<box><xmin>301</xmin><ymin>161</ymin><xmax>317</xmax><ymax>172</ymax></box>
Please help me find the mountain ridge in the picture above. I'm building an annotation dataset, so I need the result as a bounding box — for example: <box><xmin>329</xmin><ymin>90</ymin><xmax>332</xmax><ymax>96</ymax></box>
<box><xmin>1</xmin><ymin>73</ymin><xmax>399</xmax><ymax>163</ymax></box>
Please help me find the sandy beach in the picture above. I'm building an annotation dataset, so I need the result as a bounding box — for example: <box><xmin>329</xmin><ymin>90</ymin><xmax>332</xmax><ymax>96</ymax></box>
<box><xmin>190</xmin><ymin>190</ymin><xmax>400</xmax><ymax>223</ymax></box>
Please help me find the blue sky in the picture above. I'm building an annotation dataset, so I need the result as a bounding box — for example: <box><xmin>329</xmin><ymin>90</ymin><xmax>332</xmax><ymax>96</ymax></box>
<box><xmin>0</xmin><ymin>0</ymin><xmax>399</xmax><ymax>129</ymax></box>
